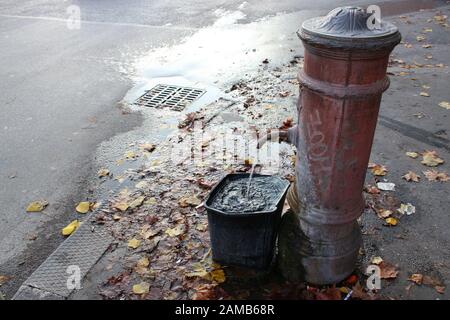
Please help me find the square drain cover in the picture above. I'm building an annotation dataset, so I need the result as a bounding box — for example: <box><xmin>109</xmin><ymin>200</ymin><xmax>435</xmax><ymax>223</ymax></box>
<box><xmin>135</xmin><ymin>84</ymin><xmax>205</xmax><ymax>111</ymax></box>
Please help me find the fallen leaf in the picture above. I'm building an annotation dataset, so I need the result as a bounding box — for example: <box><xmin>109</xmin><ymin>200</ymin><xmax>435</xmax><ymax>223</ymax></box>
<box><xmin>379</xmin><ymin>261</ymin><xmax>399</xmax><ymax>279</ymax></box>
<box><xmin>365</xmin><ymin>185</ymin><xmax>380</xmax><ymax>194</ymax></box>
<box><xmin>420</xmin><ymin>92</ymin><xmax>430</xmax><ymax>97</ymax></box>
<box><xmin>193</xmin><ymin>284</ymin><xmax>219</xmax><ymax>300</ymax></box>
<box><xmin>137</xmin><ymin>256</ymin><xmax>150</xmax><ymax>268</ymax></box>
<box><xmin>125</xmin><ymin>151</ymin><xmax>137</xmax><ymax>159</ymax></box>
<box><xmin>421</xmin><ymin>150</ymin><xmax>444</xmax><ymax>167</ymax></box>
<box><xmin>385</xmin><ymin>217</ymin><xmax>398</xmax><ymax>226</ymax></box>
<box><xmin>406</xmin><ymin>151</ymin><xmax>419</xmax><ymax>158</ymax></box>
<box><xmin>113</xmin><ymin>202</ymin><xmax>129</xmax><ymax>212</ymax></box>
<box><xmin>423</xmin><ymin>28</ymin><xmax>433</xmax><ymax>33</ymax></box>
<box><xmin>139</xmin><ymin>143</ymin><xmax>155</xmax><ymax>152</ymax></box>
<box><xmin>210</xmin><ymin>268</ymin><xmax>226</xmax><ymax>284</ymax></box>
<box><xmin>196</xmin><ymin>223</ymin><xmax>208</xmax><ymax>232</ymax></box>
<box><xmin>129</xmin><ymin>196</ymin><xmax>145</xmax><ymax>209</ymax></box>
<box><xmin>132</xmin><ymin>282</ymin><xmax>150</xmax><ymax>295</ymax></box>
<box><xmin>402</xmin><ymin>171</ymin><xmax>420</xmax><ymax>182</ymax></box>
<box><xmin>0</xmin><ymin>275</ymin><xmax>10</xmax><ymax>286</ymax></box>
<box><xmin>76</xmin><ymin>201</ymin><xmax>91</xmax><ymax>214</ymax></box>
<box><xmin>165</xmin><ymin>225</ymin><xmax>184</xmax><ymax>237</ymax></box>
<box><xmin>370</xmin><ymin>164</ymin><xmax>388</xmax><ymax>176</ymax></box>
<box><xmin>26</xmin><ymin>200</ymin><xmax>49</xmax><ymax>212</ymax></box>
<box><xmin>409</xmin><ymin>273</ymin><xmax>423</xmax><ymax>284</ymax></box>
<box><xmin>62</xmin><ymin>220</ymin><xmax>79</xmax><ymax>236</ymax></box>
<box><xmin>377</xmin><ymin>182</ymin><xmax>395</xmax><ymax>191</ymax></box>
<box><xmin>97</xmin><ymin>168</ymin><xmax>110</xmax><ymax>177</ymax></box>
<box><xmin>435</xmin><ymin>286</ymin><xmax>445</xmax><ymax>294</ymax></box>
<box><xmin>128</xmin><ymin>238</ymin><xmax>141</xmax><ymax>249</ymax></box>
<box><xmin>416</xmin><ymin>35</ymin><xmax>425</xmax><ymax>42</ymax></box>
<box><xmin>145</xmin><ymin>197</ymin><xmax>157</xmax><ymax>205</ymax></box>
<box><xmin>397</xmin><ymin>203</ymin><xmax>415</xmax><ymax>215</ymax></box>
<box><xmin>422</xmin><ymin>44</ymin><xmax>432</xmax><ymax>48</ymax></box>
<box><xmin>179</xmin><ymin>195</ymin><xmax>202</xmax><ymax>207</ymax></box>
<box><xmin>371</xmin><ymin>256</ymin><xmax>384</xmax><ymax>265</ymax></box>
<box><xmin>438</xmin><ymin>101</ymin><xmax>450</xmax><ymax>110</ymax></box>
<box><xmin>377</xmin><ymin>209</ymin><xmax>393</xmax><ymax>219</ymax></box>
<box><xmin>423</xmin><ymin>169</ymin><xmax>449</xmax><ymax>182</ymax></box>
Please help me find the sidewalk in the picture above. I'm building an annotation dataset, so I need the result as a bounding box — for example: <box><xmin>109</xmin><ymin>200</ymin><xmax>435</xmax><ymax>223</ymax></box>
<box><xmin>11</xmin><ymin>6</ymin><xmax>450</xmax><ymax>300</ymax></box>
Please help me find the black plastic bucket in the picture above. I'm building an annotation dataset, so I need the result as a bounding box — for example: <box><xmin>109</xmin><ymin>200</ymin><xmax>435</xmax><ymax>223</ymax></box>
<box><xmin>204</xmin><ymin>173</ymin><xmax>289</xmax><ymax>269</ymax></box>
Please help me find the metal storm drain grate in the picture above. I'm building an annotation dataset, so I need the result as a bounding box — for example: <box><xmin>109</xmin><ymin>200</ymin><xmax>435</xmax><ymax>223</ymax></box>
<box><xmin>135</xmin><ymin>84</ymin><xmax>206</xmax><ymax>111</ymax></box>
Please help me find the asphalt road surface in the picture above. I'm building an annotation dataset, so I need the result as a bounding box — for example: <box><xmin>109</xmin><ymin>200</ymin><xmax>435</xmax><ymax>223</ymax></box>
<box><xmin>0</xmin><ymin>0</ymin><xmax>445</xmax><ymax>298</ymax></box>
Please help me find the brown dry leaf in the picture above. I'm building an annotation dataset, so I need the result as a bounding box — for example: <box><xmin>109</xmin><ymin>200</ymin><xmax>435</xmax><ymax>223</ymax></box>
<box><xmin>409</xmin><ymin>273</ymin><xmax>423</xmax><ymax>284</ymax></box>
<box><xmin>370</xmin><ymin>164</ymin><xmax>388</xmax><ymax>176</ymax></box>
<box><xmin>438</xmin><ymin>101</ymin><xmax>450</xmax><ymax>110</ymax></box>
<box><xmin>179</xmin><ymin>195</ymin><xmax>202</xmax><ymax>207</ymax></box>
<box><xmin>379</xmin><ymin>261</ymin><xmax>399</xmax><ymax>279</ymax></box>
<box><xmin>385</xmin><ymin>217</ymin><xmax>398</xmax><ymax>226</ymax></box>
<box><xmin>132</xmin><ymin>282</ymin><xmax>150</xmax><ymax>295</ymax></box>
<box><xmin>402</xmin><ymin>171</ymin><xmax>420</xmax><ymax>182</ymax></box>
<box><xmin>423</xmin><ymin>169</ymin><xmax>449</xmax><ymax>182</ymax></box>
<box><xmin>406</xmin><ymin>151</ymin><xmax>419</xmax><ymax>159</ymax></box>
<box><xmin>26</xmin><ymin>200</ymin><xmax>49</xmax><ymax>212</ymax></box>
<box><xmin>377</xmin><ymin>209</ymin><xmax>393</xmax><ymax>219</ymax></box>
<box><xmin>210</xmin><ymin>268</ymin><xmax>226</xmax><ymax>284</ymax></box>
<box><xmin>420</xmin><ymin>92</ymin><xmax>430</xmax><ymax>97</ymax></box>
<box><xmin>97</xmin><ymin>168</ymin><xmax>110</xmax><ymax>177</ymax></box>
<box><xmin>365</xmin><ymin>185</ymin><xmax>380</xmax><ymax>194</ymax></box>
<box><xmin>0</xmin><ymin>275</ymin><xmax>11</xmax><ymax>286</ymax></box>
<box><xmin>193</xmin><ymin>284</ymin><xmax>218</xmax><ymax>300</ymax></box>
<box><xmin>128</xmin><ymin>238</ymin><xmax>141</xmax><ymax>249</ymax></box>
<box><xmin>421</xmin><ymin>150</ymin><xmax>444</xmax><ymax>167</ymax></box>
<box><xmin>313</xmin><ymin>287</ymin><xmax>342</xmax><ymax>300</ymax></box>
<box><xmin>422</xmin><ymin>44</ymin><xmax>432</xmax><ymax>48</ymax></box>
<box><xmin>435</xmin><ymin>286</ymin><xmax>445</xmax><ymax>294</ymax></box>
<box><xmin>76</xmin><ymin>201</ymin><xmax>91</xmax><ymax>214</ymax></box>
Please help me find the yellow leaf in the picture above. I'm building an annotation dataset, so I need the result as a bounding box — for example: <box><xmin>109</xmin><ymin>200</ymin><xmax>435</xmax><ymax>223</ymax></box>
<box><xmin>145</xmin><ymin>197</ymin><xmax>157</xmax><ymax>205</ymax></box>
<box><xmin>62</xmin><ymin>220</ymin><xmax>79</xmax><ymax>236</ymax></box>
<box><xmin>438</xmin><ymin>101</ymin><xmax>450</xmax><ymax>110</ymax></box>
<box><xmin>26</xmin><ymin>200</ymin><xmax>49</xmax><ymax>212</ymax></box>
<box><xmin>128</xmin><ymin>238</ymin><xmax>141</xmax><ymax>249</ymax></box>
<box><xmin>196</xmin><ymin>223</ymin><xmax>208</xmax><ymax>232</ymax></box>
<box><xmin>129</xmin><ymin>196</ymin><xmax>145</xmax><ymax>209</ymax></box>
<box><xmin>165</xmin><ymin>225</ymin><xmax>184</xmax><ymax>237</ymax></box>
<box><xmin>137</xmin><ymin>256</ymin><xmax>150</xmax><ymax>268</ymax></box>
<box><xmin>210</xmin><ymin>268</ymin><xmax>226</xmax><ymax>283</ymax></box>
<box><xmin>421</xmin><ymin>150</ymin><xmax>444</xmax><ymax>167</ymax></box>
<box><xmin>132</xmin><ymin>282</ymin><xmax>150</xmax><ymax>295</ymax></box>
<box><xmin>371</xmin><ymin>256</ymin><xmax>384</xmax><ymax>265</ymax></box>
<box><xmin>76</xmin><ymin>202</ymin><xmax>90</xmax><ymax>214</ymax></box>
<box><xmin>97</xmin><ymin>168</ymin><xmax>110</xmax><ymax>177</ymax></box>
<box><xmin>406</xmin><ymin>152</ymin><xmax>419</xmax><ymax>159</ymax></box>
<box><xmin>125</xmin><ymin>151</ymin><xmax>137</xmax><ymax>159</ymax></box>
<box><xmin>385</xmin><ymin>217</ymin><xmax>398</xmax><ymax>226</ymax></box>
<box><xmin>113</xmin><ymin>202</ymin><xmax>129</xmax><ymax>212</ymax></box>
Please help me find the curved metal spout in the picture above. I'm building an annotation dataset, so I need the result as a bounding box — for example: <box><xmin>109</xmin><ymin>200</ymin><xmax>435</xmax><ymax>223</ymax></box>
<box><xmin>257</xmin><ymin>125</ymin><xmax>299</xmax><ymax>149</ymax></box>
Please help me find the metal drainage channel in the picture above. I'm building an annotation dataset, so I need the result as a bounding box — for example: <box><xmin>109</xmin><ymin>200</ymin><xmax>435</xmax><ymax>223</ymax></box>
<box><xmin>135</xmin><ymin>84</ymin><xmax>206</xmax><ymax>111</ymax></box>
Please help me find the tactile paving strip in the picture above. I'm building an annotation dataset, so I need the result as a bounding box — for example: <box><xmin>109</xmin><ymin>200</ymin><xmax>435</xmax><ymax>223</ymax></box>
<box><xmin>134</xmin><ymin>84</ymin><xmax>205</xmax><ymax>111</ymax></box>
<box><xmin>14</xmin><ymin>221</ymin><xmax>113</xmax><ymax>299</ymax></box>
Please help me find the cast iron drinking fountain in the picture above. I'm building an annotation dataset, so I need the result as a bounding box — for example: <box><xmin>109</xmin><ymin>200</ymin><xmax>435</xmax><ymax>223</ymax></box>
<box><xmin>205</xmin><ymin>7</ymin><xmax>401</xmax><ymax>284</ymax></box>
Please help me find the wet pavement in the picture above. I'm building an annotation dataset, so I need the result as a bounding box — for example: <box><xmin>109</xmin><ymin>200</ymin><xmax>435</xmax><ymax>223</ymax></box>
<box><xmin>1</xmin><ymin>0</ymin><xmax>449</xmax><ymax>299</ymax></box>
